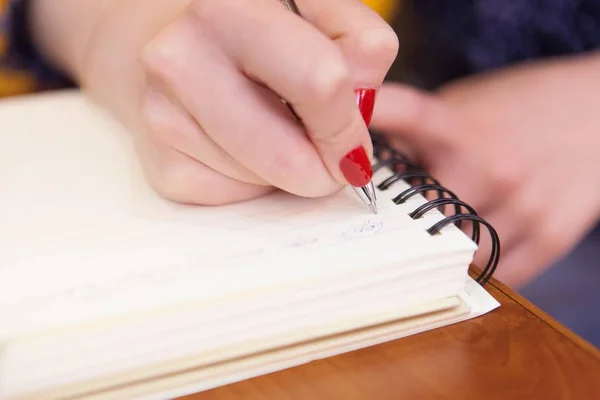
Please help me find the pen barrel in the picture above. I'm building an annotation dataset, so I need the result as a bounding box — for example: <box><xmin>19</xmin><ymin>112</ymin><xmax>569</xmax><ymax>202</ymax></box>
<box><xmin>279</xmin><ymin>0</ymin><xmax>301</xmax><ymax>14</ymax></box>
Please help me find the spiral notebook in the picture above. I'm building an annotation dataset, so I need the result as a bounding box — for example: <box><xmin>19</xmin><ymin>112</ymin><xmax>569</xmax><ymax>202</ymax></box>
<box><xmin>0</xmin><ymin>90</ymin><xmax>500</xmax><ymax>400</ymax></box>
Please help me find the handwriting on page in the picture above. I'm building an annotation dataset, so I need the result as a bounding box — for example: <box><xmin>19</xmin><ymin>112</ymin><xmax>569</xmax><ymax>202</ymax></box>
<box><xmin>286</xmin><ymin>219</ymin><xmax>384</xmax><ymax>248</ymax></box>
<box><xmin>0</xmin><ymin>182</ymin><xmax>419</xmax><ymax>338</ymax></box>
<box><xmin>342</xmin><ymin>219</ymin><xmax>385</xmax><ymax>239</ymax></box>
<box><xmin>0</xmin><ymin>216</ymin><xmax>402</xmax><ymax>315</ymax></box>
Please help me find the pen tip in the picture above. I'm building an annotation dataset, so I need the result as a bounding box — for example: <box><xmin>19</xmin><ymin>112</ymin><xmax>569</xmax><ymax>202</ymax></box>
<box><xmin>369</xmin><ymin>202</ymin><xmax>378</xmax><ymax>214</ymax></box>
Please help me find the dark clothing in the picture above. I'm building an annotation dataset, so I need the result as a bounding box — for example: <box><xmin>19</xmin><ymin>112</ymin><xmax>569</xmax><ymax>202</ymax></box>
<box><xmin>390</xmin><ymin>0</ymin><xmax>600</xmax><ymax>88</ymax></box>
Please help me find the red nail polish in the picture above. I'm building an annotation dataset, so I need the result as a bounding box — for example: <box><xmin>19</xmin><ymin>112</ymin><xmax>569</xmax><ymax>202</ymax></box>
<box><xmin>355</xmin><ymin>88</ymin><xmax>376</xmax><ymax>126</ymax></box>
<box><xmin>339</xmin><ymin>146</ymin><xmax>373</xmax><ymax>187</ymax></box>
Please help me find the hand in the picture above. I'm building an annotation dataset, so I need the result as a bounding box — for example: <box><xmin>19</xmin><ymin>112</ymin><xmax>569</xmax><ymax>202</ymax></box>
<box><xmin>46</xmin><ymin>0</ymin><xmax>398</xmax><ymax>205</ymax></box>
<box><xmin>370</xmin><ymin>54</ymin><xmax>600</xmax><ymax>288</ymax></box>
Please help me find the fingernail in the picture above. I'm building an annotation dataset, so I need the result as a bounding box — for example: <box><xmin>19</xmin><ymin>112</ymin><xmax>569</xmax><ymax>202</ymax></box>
<box><xmin>339</xmin><ymin>146</ymin><xmax>373</xmax><ymax>187</ymax></box>
<box><xmin>355</xmin><ymin>88</ymin><xmax>377</xmax><ymax>126</ymax></box>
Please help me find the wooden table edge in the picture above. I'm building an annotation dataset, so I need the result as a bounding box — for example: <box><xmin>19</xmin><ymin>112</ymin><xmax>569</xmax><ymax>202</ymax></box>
<box><xmin>473</xmin><ymin>268</ymin><xmax>600</xmax><ymax>360</ymax></box>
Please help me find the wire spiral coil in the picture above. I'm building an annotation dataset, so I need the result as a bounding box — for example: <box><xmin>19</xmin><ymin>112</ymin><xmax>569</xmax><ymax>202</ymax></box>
<box><xmin>370</xmin><ymin>131</ymin><xmax>500</xmax><ymax>285</ymax></box>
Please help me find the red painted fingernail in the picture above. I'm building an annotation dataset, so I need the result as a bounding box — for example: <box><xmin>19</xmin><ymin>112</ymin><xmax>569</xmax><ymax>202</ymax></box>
<box><xmin>339</xmin><ymin>146</ymin><xmax>372</xmax><ymax>187</ymax></box>
<box><xmin>355</xmin><ymin>88</ymin><xmax>376</xmax><ymax>126</ymax></box>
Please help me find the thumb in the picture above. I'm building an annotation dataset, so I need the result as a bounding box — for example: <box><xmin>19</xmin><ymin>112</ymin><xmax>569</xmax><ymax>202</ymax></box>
<box><xmin>370</xmin><ymin>83</ymin><xmax>455</xmax><ymax>163</ymax></box>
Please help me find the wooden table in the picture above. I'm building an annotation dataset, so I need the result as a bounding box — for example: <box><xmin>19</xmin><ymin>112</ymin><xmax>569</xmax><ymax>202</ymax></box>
<box><xmin>179</xmin><ymin>275</ymin><xmax>600</xmax><ymax>400</ymax></box>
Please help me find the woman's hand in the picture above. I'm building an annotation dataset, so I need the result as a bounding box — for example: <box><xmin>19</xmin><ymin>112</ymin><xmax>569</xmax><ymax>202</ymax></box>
<box><xmin>370</xmin><ymin>53</ymin><xmax>600</xmax><ymax>288</ymax></box>
<box><xmin>32</xmin><ymin>0</ymin><xmax>398</xmax><ymax>205</ymax></box>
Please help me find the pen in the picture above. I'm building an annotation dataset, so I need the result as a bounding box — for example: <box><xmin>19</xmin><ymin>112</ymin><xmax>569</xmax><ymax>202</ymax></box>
<box><xmin>278</xmin><ymin>0</ymin><xmax>378</xmax><ymax>214</ymax></box>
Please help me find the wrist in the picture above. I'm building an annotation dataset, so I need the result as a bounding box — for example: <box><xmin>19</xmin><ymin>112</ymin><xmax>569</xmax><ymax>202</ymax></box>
<box><xmin>67</xmin><ymin>0</ymin><xmax>192</xmax><ymax>125</ymax></box>
<box><xmin>28</xmin><ymin>0</ymin><xmax>191</xmax><ymax>83</ymax></box>
<box><xmin>28</xmin><ymin>0</ymin><xmax>112</xmax><ymax>83</ymax></box>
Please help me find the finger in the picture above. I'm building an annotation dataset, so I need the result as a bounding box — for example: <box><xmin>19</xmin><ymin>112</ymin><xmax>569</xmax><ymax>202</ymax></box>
<box><xmin>481</xmin><ymin>184</ymin><xmax>548</xmax><ymax>260</ymax></box>
<box><xmin>372</xmin><ymin>83</ymin><xmax>520</xmax><ymax>214</ymax></box>
<box><xmin>300</xmin><ymin>0</ymin><xmax>399</xmax><ymax>92</ymax></box>
<box><xmin>371</xmin><ymin>83</ymin><xmax>459</xmax><ymax>148</ymax></box>
<box><xmin>139</xmin><ymin>81</ymin><xmax>267</xmax><ymax>186</ymax></box>
<box><xmin>493</xmin><ymin>198</ymin><xmax>595</xmax><ymax>290</ymax></box>
<box><xmin>188</xmin><ymin>0</ymin><xmax>374</xmax><ymax>188</ymax></box>
<box><xmin>469</xmin><ymin>171</ymin><xmax>550</xmax><ymax>276</ymax></box>
<box><xmin>470</xmin><ymin>207</ymin><xmax>524</xmax><ymax>278</ymax></box>
<box><xmin>141</xmin><ymin>12</ymin><xmax>341</xmax><ymax>197</ymax></box>
<box><xmin>135</xmin><ymin>137</ymin><xmax>274</xmax><ymax>206</ymax></box>
<box><xmin>493</xmin><ymin>237</ymin><xmax>555</xmax><ymax>289</ymax></box>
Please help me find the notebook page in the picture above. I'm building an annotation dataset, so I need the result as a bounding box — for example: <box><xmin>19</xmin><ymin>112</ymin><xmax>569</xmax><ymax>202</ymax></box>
<box><xmin>0</xmin><ymin>279</ymin><xmax>499</xmax><ymax>400</ymax></box>
<box><xmin>128</xmin><ymin>278</ymin><xmax>498</xmax><ymax>400</ymax></box>
<box><xmin>0</xmin><ymin>91</ymin><xmax>477</xmax><ymax>338</ymax></box>
<box><xmin>2</xmin><ymin>267</ymin><xmax>467</xmax><ymax>392</ymax></box>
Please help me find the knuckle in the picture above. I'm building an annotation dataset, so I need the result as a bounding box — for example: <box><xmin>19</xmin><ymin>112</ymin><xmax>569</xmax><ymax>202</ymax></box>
<box><xmin>149</xmin><ymin>159</ymin><xmax>219</xmax><ymax>206</ymax></box>
<box><xmin>539</xmin><ymin>227</ymin><xmax>566</xmax><ymax>256</ymax></box>
<box><xmin>150</xmin><ymin>161</ymin><xmax>203</xmax><ymax>204</ymax></box>
<box><xmin>141</xmin><ymin>22</ymin><xmax>191</xmax><ymax>84</ymax></box>
<box><xmin>268</xmin><ymin>147</ymin><xmax>315</xmax><ymax>181</ymax></box>
<box><xmin>190</xmin><ymin>0</ymin><xmax>244</xmax><ymax>35</ymax></box>
<box><xmin>351</xmin><ymin>26</ymin><xmax>399</xmax><ymax>67</ymax></box>
<box><xmin>141</xmin><ymin>115</ymin><xmax>178</xmax><ymax>147</ymax></box>
<box><xmin>399</xmin><ymin>87</ymin><xmax>438</xmax><ymax>134</ymax></box>
<box><xmin>318</xmin><ymin>114</ymin><xmax>360</xmax><ymax>148</ymax></box>
<box><xmin>191</xmin><ymin>0</ymin><xmax>231</xmax><ymax>22</ymax></box>
<box><xmin>486</xmin><ymin>160</ymin><xmax>521</xmax><ymax>195</ymax></box>
<box><xmin>139</xmin><ymin>96</ymin><xmax>186</xmax><ymax>149</ymax></box>
<box><xmin>307</xmin><ymin>52</ymin><xmax>352</xmax><ymax>103</ymax></box>
<box><xmin>267</xmin><ymin>148</ymin><xmax>337</xmax><ymax>197</ymax></box>
<box><xmin>151</xmin><ymin>156</ymin><xmax>272</xmax><ymax>206</ymax></box>
<box><xmin>514</xmin><ymin>193</ymin><xmax>543</xmax><ymax>227</ymax></box>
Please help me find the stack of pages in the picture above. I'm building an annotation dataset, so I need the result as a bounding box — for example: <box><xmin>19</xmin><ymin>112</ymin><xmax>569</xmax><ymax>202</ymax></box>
<box><xmin>0</xmin><ymin>91</ymin><xmax>499</xmax><ymax>400</ymax></box>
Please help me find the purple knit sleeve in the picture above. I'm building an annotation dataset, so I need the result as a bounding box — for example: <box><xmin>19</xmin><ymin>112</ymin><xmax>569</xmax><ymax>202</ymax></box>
<box><xmin>392</xmin><ymin>0</ymin><xmax>600</xmax><ymax>89</ymax></box>
<box><xmin>1</xmin><ymin>0</ymin><xmax>74</xmax><ymax>91</ymax></box>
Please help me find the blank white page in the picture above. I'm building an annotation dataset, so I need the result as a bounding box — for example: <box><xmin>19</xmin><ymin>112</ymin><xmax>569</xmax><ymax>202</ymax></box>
<box><xmin>0</xmin><ymin>90</ymin><xmax>477</xmax><ymax>338</ymax></box>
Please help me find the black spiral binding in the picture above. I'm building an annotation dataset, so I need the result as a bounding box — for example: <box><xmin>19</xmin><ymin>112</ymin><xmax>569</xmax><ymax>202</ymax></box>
<box><xmin>369</xmin><ymin>131</ymin><xmax>500</xmax><ymax>285</ymax></box>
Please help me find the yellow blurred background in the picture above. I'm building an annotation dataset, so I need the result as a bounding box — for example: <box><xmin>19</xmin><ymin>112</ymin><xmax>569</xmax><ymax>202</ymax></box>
<box><xmin>0</xmin><ymin>0</ymin><xmax>398</xmax><ymax>97</ymax></box>
<box><xmin>362</xmin><ymin>0</ymin><xmax>397</xmax><ymax>21</ymax></box>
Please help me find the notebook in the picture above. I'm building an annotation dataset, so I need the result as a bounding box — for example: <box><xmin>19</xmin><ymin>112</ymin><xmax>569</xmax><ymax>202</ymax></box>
<box><xmin>0</xmin><ymin>90</ymin><xmax>501</xmax><ymax>400</ymax></box>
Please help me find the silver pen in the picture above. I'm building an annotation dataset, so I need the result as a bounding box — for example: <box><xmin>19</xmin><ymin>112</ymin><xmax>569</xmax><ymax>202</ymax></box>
<box><xmin>278</xmin><ymin>0</ymin><xmax>378</xmax><ymax>214</ymax></box>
